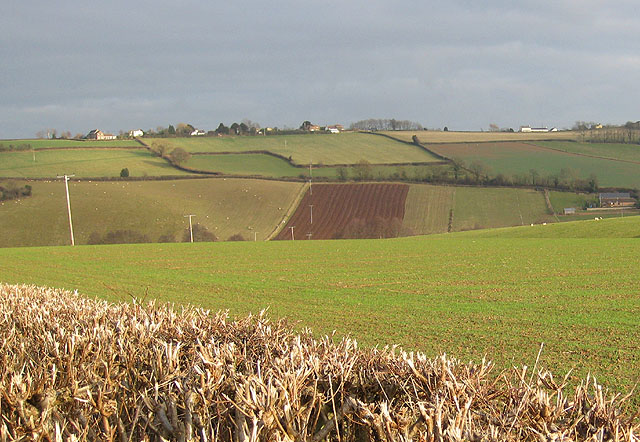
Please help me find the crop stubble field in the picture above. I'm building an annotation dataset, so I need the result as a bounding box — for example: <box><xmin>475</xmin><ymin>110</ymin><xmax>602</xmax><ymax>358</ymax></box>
<box><xmin>1</xmin><ymin>224</ymin><xmax>639</xmax><ymax>399</ymax></box>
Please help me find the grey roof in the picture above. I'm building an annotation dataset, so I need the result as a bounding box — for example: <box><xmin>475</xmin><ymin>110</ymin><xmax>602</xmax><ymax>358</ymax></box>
<box><xmin>599</xmin><ymin>192</ymin><xmax>631</xmax><ymax>199</ymax></box>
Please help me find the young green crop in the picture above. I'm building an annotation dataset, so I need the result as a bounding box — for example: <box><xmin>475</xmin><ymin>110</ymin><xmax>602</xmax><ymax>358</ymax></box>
<box><xmin>1</xmin><ymin>228</ymin><xmax>639</xmax><ymax>398</ymax></box>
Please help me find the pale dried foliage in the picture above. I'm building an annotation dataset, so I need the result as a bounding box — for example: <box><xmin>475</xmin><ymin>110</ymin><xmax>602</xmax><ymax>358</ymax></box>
<box><xmin>1</xmin><ymin>284</ymin><xmax>638</xmax><ymax>442</ymax></box>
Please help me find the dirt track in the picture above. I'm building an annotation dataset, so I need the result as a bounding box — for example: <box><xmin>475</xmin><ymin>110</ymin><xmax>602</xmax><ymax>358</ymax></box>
<box><xmin>275</xmin><ymin>183</ymin><xmax>409</xmax><ymax>240</ymax></box>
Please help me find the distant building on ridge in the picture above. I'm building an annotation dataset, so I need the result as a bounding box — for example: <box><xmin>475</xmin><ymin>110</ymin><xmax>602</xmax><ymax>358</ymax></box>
<box><xmin>519</xmin><ymin>126</ymin><xmax>557</xmax><ymax>133</ymax></box>
<box><xmin>86</xmin><ymin>129</ymin><xmax>117</xmax><ymax>140</ymax></box>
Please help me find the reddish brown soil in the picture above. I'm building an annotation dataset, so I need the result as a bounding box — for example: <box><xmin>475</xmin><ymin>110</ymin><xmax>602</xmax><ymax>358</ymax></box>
<box><xmin>275</xmin><ymin>183</ymin><xmax>410</xmax><ymax>240</ymax></box>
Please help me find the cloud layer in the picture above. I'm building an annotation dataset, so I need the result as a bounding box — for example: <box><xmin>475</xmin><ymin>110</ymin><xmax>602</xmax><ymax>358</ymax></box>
<box><xmin>2</xmin><ymin>0</ymin><xmax>639</xmax><ymax>137</ymax></box>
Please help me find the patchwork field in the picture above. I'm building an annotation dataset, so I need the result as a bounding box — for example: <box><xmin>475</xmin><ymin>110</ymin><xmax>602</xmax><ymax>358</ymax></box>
<box><xmin>1</xmin><ymin>226</ymin><xmax>639</xmax><ymax>398</ymax></box>
<box><xmin>426</xmin><ymin>142</ymin><xmax>640</xmax><ymax>189</ymax></box>
<box><xmin>148</xmin><ymin>132</ymin><xmax>441</xmax><ymax>165</ymax></box>
<box><xmin>185</xmin><ymin>154</ymin><xmax>452</xmax><ymax>181</ymax></box>
<box><xmin>0</xmin><ymin>149</ymin><xmax>191</xmax><ymax>178</ymax></box>
<box><xmin>275</xmin><ymin>183</ymin><xmax>410</xmax><ymax>240</ymax></box>
<box><xmin>0</xmin><ymin>178</ymin><xmax>303</xmax><ymax>247</ymax></box>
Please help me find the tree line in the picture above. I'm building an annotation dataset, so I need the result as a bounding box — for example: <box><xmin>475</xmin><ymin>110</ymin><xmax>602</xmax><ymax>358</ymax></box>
<box><xmin>86</xmin><ymin>225</ymin><xmax>247</xmax><ymax>245</ymax></box>
<box><xmin>333</xmin><ymin>159</ymin><xmax>603</xmax><ymax>193</ymax></box>
<box><xmin>573</xmin><ymin>121</ymin><xmax>640</xmax><ymax>144</ymax></box>
<box><xmin>350</xmin><ymin>118</ymin><xmax>423</xmax><ymax>131</ymax></box>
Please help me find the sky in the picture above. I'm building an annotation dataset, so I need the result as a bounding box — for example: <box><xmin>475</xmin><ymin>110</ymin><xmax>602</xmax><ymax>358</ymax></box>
<box><xmin>2</xmin><ymin>0</ymin><xmax>640</xmax><ymax>138</ymax></box>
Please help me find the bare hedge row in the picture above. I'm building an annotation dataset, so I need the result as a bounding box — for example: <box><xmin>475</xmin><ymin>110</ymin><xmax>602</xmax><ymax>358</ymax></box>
<box><xmin>0</xmin><ymin>284</ymin><xmax>637</xmax><ymax>441</ymax></box>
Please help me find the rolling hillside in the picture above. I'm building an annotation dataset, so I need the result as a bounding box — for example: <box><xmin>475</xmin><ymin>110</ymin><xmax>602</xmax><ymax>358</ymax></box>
<box><xmin>0</xmin><ymin>178</ymin><xmax>303</xmax><ymax>247</ymax></box>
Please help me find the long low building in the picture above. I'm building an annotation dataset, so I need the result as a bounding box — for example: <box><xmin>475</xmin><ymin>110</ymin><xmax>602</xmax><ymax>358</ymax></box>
<box><xmin>520</xmin><ymin>126</ymin><xmax>558</xmax><ymax>133</ymax></box>
<box><xmin>599</xmin><ymin>192</ymin><xmax>636</xmax><ymax>207</ymax></box>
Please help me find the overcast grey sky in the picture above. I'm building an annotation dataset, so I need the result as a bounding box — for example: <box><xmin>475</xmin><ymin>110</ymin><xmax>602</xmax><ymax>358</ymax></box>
<box><xmin>2</xmin><ymin>1</ymin><xmax>639</xmax><ymax>138</ymax></box>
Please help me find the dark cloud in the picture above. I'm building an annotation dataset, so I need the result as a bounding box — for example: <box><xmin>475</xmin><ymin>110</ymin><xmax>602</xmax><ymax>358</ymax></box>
<box><xmin>2</xmin><ymin>0</ymin><xmax>639</xmax><ymax>137</ymax></box>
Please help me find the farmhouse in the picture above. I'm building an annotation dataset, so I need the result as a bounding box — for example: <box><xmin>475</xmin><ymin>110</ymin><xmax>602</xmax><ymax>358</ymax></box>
<box><xmin>598</xmin><ymin>192</ymin><xmax>636</xmax><ymax>208</ymax></box>
<box><xmin>190</xmin><ymin>129</ymin><xmax>206</xmax><ymax>136</ymax></box>
<box><xmin>86</xmin><ymin>129</ymin><xmax>117</xmax><ymax>140</ymax></box>
<box><xmin>326</xmin><ymin>124</ymin><xmax>344</xmax><ymax>133</ymax></box>
<box><xmin>128</xmin><ymin>129</ymin><xmax>144</xmax><ymax>137</ymax></box>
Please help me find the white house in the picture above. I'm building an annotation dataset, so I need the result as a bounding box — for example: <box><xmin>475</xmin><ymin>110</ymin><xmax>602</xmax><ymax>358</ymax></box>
<box><xmin>129</xmin><ymin>129</ymin><xmax>144</xmax><ymax>137</ymax></box>
<box><xmin>190</xmin><ymin>129</ymin><xmax>206</xmax><ymax>136</ymax></box>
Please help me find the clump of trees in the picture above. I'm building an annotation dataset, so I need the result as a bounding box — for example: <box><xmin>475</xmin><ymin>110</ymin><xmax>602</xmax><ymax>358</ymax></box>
<box><xmin>35</xmin><ymin>129</ymin><xmax>73</xmax><ymax>139</ymax></box>
<box><xmin>168</xmin><ymin>148</ymin><xmax>191</xmax><ymax>166</ymax></box>
<box><xmin>0</xmin><ymin>182</ymin><xmax>32</xmax><ymax>201</ymax></box>
<box><xmin>145</xmin><ymin>119</ymin><xmax>262</xmax><ymax>138</ymax></box>
<box><xmin>350</xmin><ymin>118</ymin><xmax>423</xmax><ymax>131</ymax></box>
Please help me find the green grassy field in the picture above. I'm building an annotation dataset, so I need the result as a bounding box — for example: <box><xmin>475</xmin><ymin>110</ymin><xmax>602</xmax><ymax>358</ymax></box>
<box><xmin>186</xmin><ymin>153</ymin><xmax>302</xmax><ymax>177</ymax></box>
<box><xmin>452</xmin><ymin>187</ymin><xmax>554</xmax><ymax>231</ymax></box>
<box><xmin>536</xmin><ymin>141</ymin><xmax>640</xmax><ymax>163</ymax></box>
<box><xmin>1</xmin><ymin>226</ymin><xmax>639</xmax><ymax>398</ymax></box>
<box><xmin>548</xmin><ymin>190</ymin><xmax>598</xmax><ymax>213</ymax></box>
<box><xmin>402</xmin><ymin>185</ymin><xmax>556</xmax><ymax>235</ymax></box>
<box><xmin>0</xmin><ymin>149</ymin><xmax>191</xmax><ymax>178</ymax></box>
<box><xmin>148</xmin><ymin>133</ymin><xmax>441</xmax><ymax>165</ymax></box>
<box><xmin>0</xmin><ymin>178</ymin><xmax>303</xmax><ymax>247</ymax></box>
<box><xmin>454</xmin><ymin>212</ymin><xmax>640</xmax><ymax>238</ymax></box>
<box><xmin>427</xmin><ymin>142</ymin><xmax>640</xmax><ymax>189</ymax></box>
<box><xmin>0</xmin><ymin>139</ymin><xmax>140</xmax><ymax>149</ymax></box>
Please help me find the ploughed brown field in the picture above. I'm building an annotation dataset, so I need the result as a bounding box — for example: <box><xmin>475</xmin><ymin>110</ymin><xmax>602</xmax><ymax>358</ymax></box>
<box><xmin>275</xmin><ymin>183</ymin><xmax>410</xmax><ymax>240</ymax></box>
